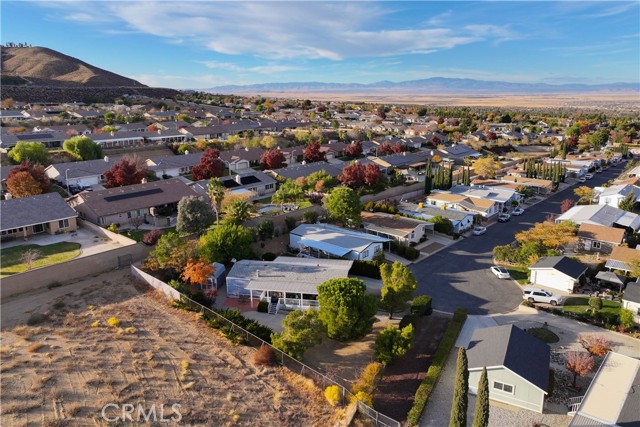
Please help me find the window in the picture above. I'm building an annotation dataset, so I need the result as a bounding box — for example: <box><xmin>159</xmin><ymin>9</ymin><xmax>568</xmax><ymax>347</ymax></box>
<box><xmin>58</xmin><ymin>219</ymin><xmax>69</xmax><ymax>229</ymax></box>
<box><xmin>493</xmin><ymin>381</ymin><xmax>514</xmax><ymax>394</ymax></box>
<box><xmin>362</xmin><ymin>250</ymin><xmax>369</xmax><ymax>259</ymax></box>
<box><xmin>592</xmin><ymin>241</ymin><xmax>601</xmax><ymax>249</ymax></box>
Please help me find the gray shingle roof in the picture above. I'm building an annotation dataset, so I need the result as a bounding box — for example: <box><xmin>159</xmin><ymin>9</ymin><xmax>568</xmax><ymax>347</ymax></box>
<box><xmin>274</xmin><ymin>162</ymin><xmax>344</xmax><ymax>179</ymax></box>
<box><xmin>467</xmin><ymin>324</ymin><xmax>550</xmax><ymax>392</ymax></box>
<box><xmin>530</xmin><ymin>256</ymin><xmax>587</xmax><ymax>280</ymax></box>
<box><xmin>46</xmin><ymin>158</ymin><xmax>114</xmax><ymax>179</ymax></box>
<box><xmin>1</xmin><ymin>193</ymin><xmax>77</xmax><ymax>231</ymax></box>
<box><xmin>623</xmin><ymin>280</ymin><xmax>640</xmax><ymax>304</ymax></box>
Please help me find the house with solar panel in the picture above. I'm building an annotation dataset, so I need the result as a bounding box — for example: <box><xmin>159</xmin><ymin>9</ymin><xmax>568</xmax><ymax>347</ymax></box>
<box><xmin>190</xmin><ymin>170</ymin><xmax>276</xmax><ymax>202</ymax></box>
<box><xmin>0</xmin><ymin>130</ymin><xmax>67</xmax><ymax>148</ymax></box>
<box><xmin>68</xmin><ymin>178</ymin><xmax>199</xmax><ymax>228</ymax></box>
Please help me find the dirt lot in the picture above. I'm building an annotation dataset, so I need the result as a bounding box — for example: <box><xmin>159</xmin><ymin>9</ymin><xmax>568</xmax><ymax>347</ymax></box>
<box><xmin>373</xmin><ymin>312</ymin><xmax>451</xmax><ymax>422</ymax></box>
<box><xmin>0</xmin><ymin>270</ymin><xmax>337</xmax><ymax>427</ymax></box>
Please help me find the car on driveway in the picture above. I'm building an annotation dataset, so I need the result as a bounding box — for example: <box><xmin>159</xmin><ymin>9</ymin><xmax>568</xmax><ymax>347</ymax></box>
<box><xmin>523</xmin><ymin>286</ymin><xmax>563</xmax><ymax>306</ymax></box>
<box><xmin>491</xmin><ymin>266</ymin><xmax>511</xmax><ymax>279</ymax></box>
<box><xmin>472</xmin><ymin>226</ymin><xmax>487</xmax><ymax>235</ymax></box>
<box><xmin>512</xmin><ymin>207</ymin><xmax>525</xmax><ymax>216</ymax></box>
<box><xmin>497</xmin><ymin>213</ymin><xmax>511</xmax><ymax>222</ymax></box>
<box><xmin>578</xmin><ymin>177</ymin><xmax>587</xmax><ymax>183</ymax></box>
<box><xmin>585</xmin><ymin>173</ymin><xmax>594</xmax><ymax>180</ymax></box>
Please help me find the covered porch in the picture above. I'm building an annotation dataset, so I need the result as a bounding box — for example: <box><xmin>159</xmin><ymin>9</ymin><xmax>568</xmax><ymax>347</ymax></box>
<box><xmin>245</xmin><ymin>281</ymin><xmax>320</xmax><ymax>315</ymax></box>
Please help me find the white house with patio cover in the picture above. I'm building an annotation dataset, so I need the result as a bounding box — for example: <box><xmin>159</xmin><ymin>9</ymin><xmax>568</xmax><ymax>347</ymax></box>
<box><xmin>225</xmin><ymin>257</ymin><xmax>353</xmax><ymax>314</ymax></box>
<box><xmin>289</xmin><ymin>223</ymin><xmax>390</xmax><ymax>260</ymax></box>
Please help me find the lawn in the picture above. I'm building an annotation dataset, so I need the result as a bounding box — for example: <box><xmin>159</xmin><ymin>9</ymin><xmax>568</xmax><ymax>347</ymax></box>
<box><xmin>1</xmin><ymin>242</ymin><xmax>81</xmax><ymax>277</ymax></box>
<box><xmin>504</xmin><ymin>265</ymin><xmax>530</xmax><ymax>284</ymax></box>
<box><xmin>562</xmin><ymin>297</ymin><xmax>621</xmax><ymax>316</ymax></box>
<box><xmin>527</xmin><ymin>327</ymin><xmax>560</xmax><ymax>343</ymax></box>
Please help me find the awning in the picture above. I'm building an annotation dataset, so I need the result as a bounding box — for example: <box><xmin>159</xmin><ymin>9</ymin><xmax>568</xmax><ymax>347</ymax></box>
<box><xmin>245</xmin><ymin>280</ymin><xmax>318</xmax><ymax>295</ymax></box>
<box><xmin>299</xmin><ymin>237</ymin><xmax>351</xmax><ymax>257</ymax></box>
<box><xmin>595</xmin><ymin>271</ymin><xmax>626</xmax><ymax>285</ymax></box>
<box><xmin>605</xmin><ymin>259</ymin><xmax>630</xmax><ymax>271</ymax></box>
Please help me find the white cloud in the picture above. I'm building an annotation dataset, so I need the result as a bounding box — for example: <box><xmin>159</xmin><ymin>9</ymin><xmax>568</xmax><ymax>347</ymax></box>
<box><xmin>198</xmin><ymin>61</ymin><xmax>303</xmax><ymax>74</ymax></box>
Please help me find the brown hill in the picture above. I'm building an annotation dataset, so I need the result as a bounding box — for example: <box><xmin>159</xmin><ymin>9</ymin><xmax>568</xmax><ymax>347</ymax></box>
<box><xmin>1</xmin><ymin>46</ymin><xmax>146</xmax><ymax>87</ymax></box>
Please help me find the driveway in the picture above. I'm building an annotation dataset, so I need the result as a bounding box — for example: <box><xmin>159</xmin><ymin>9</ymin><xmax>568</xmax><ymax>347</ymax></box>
<box><xmin>410</xmin><ymin>163</ymin><xmax>627</xmax><ymax>315</ymax></box>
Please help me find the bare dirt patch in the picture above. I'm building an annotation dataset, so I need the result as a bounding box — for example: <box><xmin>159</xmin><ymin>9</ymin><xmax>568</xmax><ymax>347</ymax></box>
<box><xmin>0</xmin><ymin>269</ymin><xmax>337</xmax><ymax>426</ymax></box>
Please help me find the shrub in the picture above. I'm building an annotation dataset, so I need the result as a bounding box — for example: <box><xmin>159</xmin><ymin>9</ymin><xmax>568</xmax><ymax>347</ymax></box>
<box><xmin>588</xmin><ymin>297</ymin><xmax>603</xmax><ymax>310</ymax></box>
<box><xmin>579</xmin><ymin>334</ymin><xmax>612</xmax><ymax>356</ymax></box>
<box><xmin>351</xmin><ymin>362</ymin><xmax>383</xmax><ymax>396</ymax></box>
<box><xmin>257</xmin><ymin>301</ymin><xmax>269</xmax><ymax>313</ymax></box>
<box><xmin>261</xmin><ymin>252</ymin><xmax>277</xmax><ymax>261</ymax></box>
<box><xmin>303</xmin><ymin>210</ymin><xmax>319</xmax><ymax>224</ymax></box>
<box><xmin>107</xmin><ymin>223</ymin><xmax>119</xmax><ymax>233</ymax></box>
<box><xmin>375</xmin><ymin>324</ymin><xmax>414</xmax><ymax>365</ymax></box>
<box><xmin>399</xmin><ymin>314</ymin><xmax>417</xmax><ymax>329</ymax></box>
<box><xmin>521</xmin><ymin>300</ymin><xmax>535</xmax><ymax>307</ymax></box>
<box><xmin>411</xmin><ymin>295</ymin><xmax>433</xmax><ymax>316</ymax></box>
<box><xmin>349</xmin><ymin>260</ymin><xmax>382</xmax><ymax>279</ymax></box>
<box><xmin>324</xmin><ymin>385</ymin><xmax>342</xmax><ymax>406</ymax></box>
<box><xmin>142</xmin><ymin>229</ymin><xmax>162</xmax><ymax>245</ymax></box>
<box><xmin>407</xmin><ymin>308</ymin><xmax>467</xmax><ymax>426</ymax></box>
<box><xmin>364</xmin><ymin>201</ymin><xmax>375</xmax><ymax>211</ymax></box>
<box><xmin>354</xmin><ymin>391</ymin><xmax>373</xmax><ymax>406</ymax></box>
<box><xmin>107</xmin><ymin>317</ymin><xmax>120</xmax><ymax>327</ymax></box>
<box><xmin>91</xmin><ymin>321</ymin><xmax>100</xmax><ymax>327</ymax></box>
<box><xmin>285</xmin><ymin>216</ymin><xmax>297</xmax><ymax>231</ymax></box>
<box><xmin>253</xmin><ymin>344</ymin><xmax>276</xmax><ymax>366</ymax></box>
<box><xmin>620</xmin><ymin>308</ymin><xmax>635</xmax><ymax>331</ymax></box>
<box><xmin>258</xmin><ymin>220</ymin><xmax>275</xmax><ymax>240</ymax></box>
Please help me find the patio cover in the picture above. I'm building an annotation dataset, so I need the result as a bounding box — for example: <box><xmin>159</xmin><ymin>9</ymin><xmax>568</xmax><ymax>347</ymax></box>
<box><xmin>299</xmin><ymin>237</ymin><xmax>351</xmax><ymax>257</ymax></box>
<box><xmin>245</xmin><ymin>280</ymin><xmax>318</xmax><ymax>295</ymax></box>
<box><xmin>595</xmin><ymin>271</ymin><xmax>625</xmax><ymax>285</ymax></box>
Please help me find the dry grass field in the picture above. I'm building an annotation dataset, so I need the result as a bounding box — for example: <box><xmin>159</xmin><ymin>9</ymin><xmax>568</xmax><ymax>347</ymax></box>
<box><xmin>0</xmin><ymin>270</ymin><xmax>337</xmax><ymax>427</ymax></box>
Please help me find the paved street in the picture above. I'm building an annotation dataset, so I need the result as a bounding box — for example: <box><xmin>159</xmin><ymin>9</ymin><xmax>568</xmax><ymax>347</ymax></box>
<box><xmin>410</xmin><ymin>162</ymin><xmax>627</xmax><ymax>314</ymax></box>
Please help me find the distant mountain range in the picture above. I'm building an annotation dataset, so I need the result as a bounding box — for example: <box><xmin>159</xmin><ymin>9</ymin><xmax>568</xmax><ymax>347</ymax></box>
<box><xmin>1</xmin><ymin>46</ymin><xmax>146</xmax><ymax>87</ymax></box>
<box><xmin>205</xmin><ymin>78</ymin><xmax>639</xmax><ymax>95</ymax></box>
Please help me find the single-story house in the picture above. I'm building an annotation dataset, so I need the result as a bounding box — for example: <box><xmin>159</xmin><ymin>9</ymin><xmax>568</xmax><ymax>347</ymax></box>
<box><xmin>1</xmin><ymin>193</ymin><xmax>78</xmax><ymax>239</ymax></box>
<box><xmin>191</xmin><ymin>170</ymin><xmax>276</xmax><ymax>201</ymax></box>
<box><xmin>397</xmin><ymin>201</ymin><xmax>476</xmax><ymax>234</ymax></box>
<box><xmin>576</xmin><ymin>223</ymin><xmax>625</xmax><ymax>254</ymax></box>
<box><xmin>225</xmin><ymin>257</ymin><xmax>353</xmax><ymax>313</ymax></box>
<box><xmin>500</xmin><ymin>176</ymin><xmax>555</xmax><ymax>193</ymax></box>
<box><xmin>555</xmin><ymin>204</ymin><xmax>640</xmax><ymax>232</ymax></box>
<box><xmin>604</xmin><ymin>246</ymin><xmax>640</xmax><ymax>274</ymax></box>
<box><xmin>369</xmin><ymin>151</ymin><xmax>431</xmax><ymax>175</ymax></box>
<box><xmin>568</xmin><ymin>352</ymin><xmax>640</xmax><ymax>426</ymax></box>
<box><xmin>68</xmin><ymin>178</ymin><xmax>199</xmax><ymax>228</ymax></box>
<box><xmin>437</xmin><ymin>144</ymin><xmax>481</xmax><ymax>164</ymax></box>
<box><xmin>290</xmin><ymin>223</ymin><xmax>390</xmax><ymax>261</ymax></box>
<box><xmin>467</xmin><ymin>324</ymin><xmax>550</xmax><ymax>413</ymax></box>
<box><xmin>269</xmin><ymin>162</ymin><xmax>344</xmax><ymax>181</ymax></box>
<box><xmin>45</xmin><ymin>158</ymin><xmax>114</xmax><ymax>188</ymax></box>
<box><xmin>145</xmin><ymin>153</ymin><xmax>204</xmax><ymax>178</ymax></box>
<box><xmin>450</xmin><ymin>185</ymin><xmax>521</xmax><ymax>211</ymax></box>
<box><xmin>622</xmin><ymin>278</ymin><xmax>640</xmax><ymax>324</ymax></box>
<box><xmin>529</xmin><ymin>256</ymin><xmax>588</xmax><ymax>293</ymax></box>
<box><xmin>360</xmin><ymin>211</ymin><xmax>434</xmax><ymax>244</ymax></box>
<box><xmin>594</xmin><ymin>184</ymin><xmax>640</xmax><ymax>209</ymax></box>
<box><xmin>425</xmin><ymin>192</ymin><xmax>500</xmax><ymax>218</ymax></box>
<box><xmin>0</xmin><ymin>130</ymin><xmax>67</xmax><ymax>149</ymax></box>
<box><xmin>218</xmin><ymin>147</ymin><xmax>265</xmax><ymax>172</ymax></box>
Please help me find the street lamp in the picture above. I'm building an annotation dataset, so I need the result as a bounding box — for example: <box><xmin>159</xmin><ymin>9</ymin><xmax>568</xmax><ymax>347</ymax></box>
<box><xmin>65</xmin><ymin>169</ymin><xmax>70</xmax><ymax>195</ymax></box>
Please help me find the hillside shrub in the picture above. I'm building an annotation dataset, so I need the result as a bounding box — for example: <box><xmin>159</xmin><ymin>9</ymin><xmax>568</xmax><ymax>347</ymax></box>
<box><xmin>253</xmin><ymin>344</ymin><xmax>276</xmax><ymax>366</ymax></box>
<box><xmin>324</xmin><ymin>385</ymin><xmax>342</xmax><ymax>406</ymax></box>
<box><xmin>411</xmin><ymin>295</ymin><xmax>433</xmax><ymax>316</ymax></box>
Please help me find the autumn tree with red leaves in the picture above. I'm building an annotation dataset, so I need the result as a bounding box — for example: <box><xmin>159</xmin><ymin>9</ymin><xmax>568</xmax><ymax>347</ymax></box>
<box><xmin>192</xmin><ymin>148</ymin><xmax>224</xmax><ymax>180</ymax></box>
<box><xmin>364</xmin><ymin>164</ymin><xmax>383</xmax><ymax>186</ymax></box>
<box><xmin>6</xmin><ymin>161</ymin><xmax>51</xmax><ymax>197</ymax></box>
<box><xmin>579</xmin><ymin>335</ymin><xmax>612</xmax><ymax>357</ymax></box>
<box><xmin>345</xmin><ymin>141</ymin><xmax>363</xmax><ymax>158</ymax></box>
<box><xmin>560</xmin><ymin>198</ymin><xmax>576</xmax><ymax>214</ymax></box>
<box><xmin>104</xmin><ymin>157</ymin><xmax>147</xmax><ymax>188</ymax></box>
<box><xmin>565</xmin><ymin>351</ymin><xmax>595</xmax><ymax>388</ymax></box>
<box><xmin>181</xmin><ymin>258</ymin><xmax>214</xmax><ymax>287</ymax></box>
<box><xmin>304</xmin><ymin>141</ymin><xmax>325</xmax><ymax>163</ymax></box>
<box><xmin>377</xmin><ymin>142</ymin><xmax>407</xmax><ymax>156</ymax></box>
<box><xmin>260</xmin><ymin>149</ymin><xmax>287</xmax><ymax>170</ymax></box>
<box><xmin>339</xmin><ymin>162</ymin><xmax>365</xmax><ymax>188</ymax></box>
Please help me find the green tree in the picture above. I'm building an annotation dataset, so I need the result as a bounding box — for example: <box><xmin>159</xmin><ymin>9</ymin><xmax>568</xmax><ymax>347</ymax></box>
<box><xmin>147</xmin><ymin>231</ymin><xmax>197</xmax><ymax>276</ymax></box>
<box><xmin>472</xmin><ymin>367</ymin><xmax>489</xmax><ymax>427</ymax></box>
<box><xmin>62</xmin><ymin>136</ymin><xmax>102</xmax><ymax>160</ymax></box>
<box><xmin>317</xmin><ymin>278</ymin><xmax>377</xmax><ymax>341</ymax></box>
<box><xmin>428</xmin><ymin>215</ymin><xmax>454</xmax><ymax>235</ymax></box>
<box><xmin>374</xmin><ymin>324</ymin><xmax>414</xmax><ymax>365</ymax></box>
<box><xmin>271</xmin><ymin>310</ymin><xmax>323</xmax><ymax>359</ymax></box>
<box><xmin>324</xmin><ymin>187</ymin><xmax>362</xmax><ymax>226</ymax></box>
<box><xmin>272</xmin><ymin>179</ymin><xmax>305</xmax><ymax>206</ymax></box>
<box><xmin>8</xmin><ymin>141</ymin><xmax>48</xmax><ymax>164</ymax></box>
<box><xmin>177</xmin><ymin>196</ymin><xmax>215</xmax><ymax>235</ymax></box>
<box><xmin>198</xmin><ymin>224</ymin><xmax>253</xmax><ymax>264</ymax></box>
<box><xmin>450</xmin><ymin>347</ymin><xmax>469</xmax><ymax>427</ymax></box>
<box><xmin>207</xmin><ymin>177</ymin><xmax>226</xmax><ymax>225</ymax></box>
<box><xmin>379</xmin><ymin>261</ymin><xmax>417</xmax><ymax>319</ymax></box>
<box><xmin>620</xmin><ymin>308</ymin><xmax>635</xmax><ymax>331</ymax></box>
<box><xmin>224</xmin><ymin>199</ymin><xmax>252</xmax><ymax>225</ymax></box>
<box><xmin>306</xmin><ymin>169</ymin><xmax>338</xmax><ymax>191</ymax></box>
<box><xmin>618</xmin><ymin>191</ymin><xmax>636</xmax><ymax>212</ymax></box>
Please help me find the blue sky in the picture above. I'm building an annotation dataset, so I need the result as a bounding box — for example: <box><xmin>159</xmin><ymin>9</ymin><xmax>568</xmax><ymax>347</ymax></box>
<box><xmin>2</xmin><ymin>1</ymin><xmax>639</xmax><ymax>89</ymax></box>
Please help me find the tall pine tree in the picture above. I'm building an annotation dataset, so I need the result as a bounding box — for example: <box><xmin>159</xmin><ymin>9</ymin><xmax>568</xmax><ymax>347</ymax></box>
<box><xmin>472</xmin><ymin>367</ymin><xmax>489</xmax><ymax>427</ymax></box>
<box><xmin>450</xmin><ymin>347</ymin><xmax>469</xmax><ymax>427</ymax></box>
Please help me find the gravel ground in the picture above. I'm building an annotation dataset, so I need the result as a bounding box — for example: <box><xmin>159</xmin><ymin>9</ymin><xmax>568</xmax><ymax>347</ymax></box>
<box><xmin>419</xmin><ymin>350</ymin><xmax>570</xmax><ymax>427</ymax></box>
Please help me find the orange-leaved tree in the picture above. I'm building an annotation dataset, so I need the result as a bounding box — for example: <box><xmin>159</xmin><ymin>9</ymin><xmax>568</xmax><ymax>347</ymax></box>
<box><xmin>181</xmin><ymin>258</ymin><xmax>214</xmax><ymax>288</ymax></box>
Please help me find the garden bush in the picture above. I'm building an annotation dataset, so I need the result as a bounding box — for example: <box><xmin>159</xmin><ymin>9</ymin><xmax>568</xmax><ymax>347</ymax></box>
<box><xmin>142</xmin><ymin>229</ymin><xmax>162</xmax><ymax>245</ymax></box>
<box><xmin>375</xmin><ymin>324</ymin><xmax>414</xmax><ymax>365</ymax></box>
<box><xmin>303</xmin><ymin>210</ymin><xmax>319</xmax><ymax>223</ymax></box>
<box><xmin>588</xmin><ymin>297</ymin><xmax>603</xmax><ymax>310</ymax></box>
<box><xmin>284</xmin><ymin>216</ymin><xmax>297</xmax><ymax>231</ymax></box>
<box><xmin>257</xmin><ymin>301</ymin><xmax>269</xmax><ymax>313</ymax></box>
<box><xmin>349</xmin><ymin>260</ymin><xmax>382</xmax><ymax>279</ymax></box>
<box><xmin>324</xmin><ymin>385</ymin><xmax>342</xmax><ymax>406</ymax></box>
<box><xmin>351</xmin><ymin>362</ymin><xmax>383</xmax><ymax>396</ymax></box>
<box><xmin>411</xmin><ymin>295</ymin><xmax>432</xmax><ymax>316</ymax></box>
<box><xmin>399</xmin><ymin>314</ymin><xmax>417</xmax><ymax>329</ymax></box>
<box><xmin>258</xmin><ymin>220</ymin><xmax>275</xmax><ymax>240</ymax></box>
<box><xmin>407</xmin><ymin>308</ymin><xmax>468</xmax><ymax>426</ymax></box>
<box><xmin>253</xmin><ymin>344</ymin><xmax>276</xmax><ymax>366</ymax></box>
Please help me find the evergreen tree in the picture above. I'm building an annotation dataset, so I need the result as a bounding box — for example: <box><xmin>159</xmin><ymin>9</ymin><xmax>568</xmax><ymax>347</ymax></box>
<box><xmin>450</xmin><ymin>347</ymin><xmax>469</xmax><ymax>427</ymax></box>
<box><xmin>472</xmin><ymin>367</ymin><xmax>489</xmax><ymax>427</ymax></box>
<box><xmin>425</xmin><ymin>159</ymin><xmax>433</xmax><ymax>195</ymax></box>
<box><xmin>447</xmin><ymin>164</ymin><xmax>454</xmax><ymax>190</ymax></box>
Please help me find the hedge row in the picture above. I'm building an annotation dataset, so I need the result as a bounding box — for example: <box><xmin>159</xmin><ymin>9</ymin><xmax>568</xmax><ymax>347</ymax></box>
<box><xmin>390</xmin><ymin>241</ymin><xmax>421</xmax><ymax>260</ymax></box>
<box><xmin>349</xmin><ymin>260</ymin><xmax>383</xmax><ymax>279</ymax></box>
<box><xmin>407</xmin><ymin>308</ymin><xmax>468</xmax><ymax>426</ymax></box>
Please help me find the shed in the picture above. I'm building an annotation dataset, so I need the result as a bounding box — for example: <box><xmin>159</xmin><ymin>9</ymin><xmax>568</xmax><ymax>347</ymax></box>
<box><xmin>467</xmin><ymin>324</ymin><xmax>550</xmax><ymax>413</ymax></box>
<box><xmin>529</xmin><ymin>256</ymin><xmax>587</xmax><ymax>293</ymax></box>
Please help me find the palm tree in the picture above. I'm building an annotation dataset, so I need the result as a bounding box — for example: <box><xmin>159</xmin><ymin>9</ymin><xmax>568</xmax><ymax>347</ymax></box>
<box><xmin>225</xmin><ymin>200</ymin><xmax>252</xmax><ymax>225</ymax></box>
<box><xmin>207</xmin><ymin>177</ymin><xmax>225</xmax><ymax>225</ymax></box>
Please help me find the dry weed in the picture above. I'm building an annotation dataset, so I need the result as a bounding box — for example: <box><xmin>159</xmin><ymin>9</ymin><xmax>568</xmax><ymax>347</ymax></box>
<box><xmin>1</xmin><ymin>401</ymin><xmax>41</xmax><ymax>415</ymax></box>
<box><xmin>26</xmin><ymin>342</ymin><xmax>45</xmax><ymax>353</ymax></box>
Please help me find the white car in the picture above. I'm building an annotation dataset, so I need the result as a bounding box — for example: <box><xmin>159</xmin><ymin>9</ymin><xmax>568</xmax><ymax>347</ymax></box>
<box><xmin>578</xmin><ymin>177</ymin><xmax>587</xmax><ymax>183</ymax></box>
<box><xmin>523</xmin><ymin>287</ymin><xmax>563</xmax><ymax>306</ymax></box>
<box><xmin>472</xmin><ymin>226</ymin><xmax>487</xmax><ymax>235</ymax></box>
<box><xmin>490</xmin><ymin>266</ymin><xmax>510</xmax><ymax>279</ymax></box>
<box><xmin>512</xmin><ymin>207</ymin><xmax>525</xmax><ymax>216</ymax></box>
<box><xmin>585</xmin><ymin>173</ymin><xmax>594</xmax><ymax>180</ymax></box>
<box><xmin>497</xmin><ymin>213</ymin><xmax>511</xmax><ymax>222</ymax></box>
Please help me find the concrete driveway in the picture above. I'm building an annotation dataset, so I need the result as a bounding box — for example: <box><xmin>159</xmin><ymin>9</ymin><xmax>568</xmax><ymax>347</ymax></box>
<box><xmin>410</xmin><ymin>163</ymin><xmax>627</xmax><ymax>315</ymax></box>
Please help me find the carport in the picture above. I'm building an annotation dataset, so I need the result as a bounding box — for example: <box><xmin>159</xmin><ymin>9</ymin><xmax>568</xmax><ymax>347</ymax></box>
<box><xmin>595</xmin><ymin>271</ymin><xmax>626</xmax><ymax>292</ymax></box>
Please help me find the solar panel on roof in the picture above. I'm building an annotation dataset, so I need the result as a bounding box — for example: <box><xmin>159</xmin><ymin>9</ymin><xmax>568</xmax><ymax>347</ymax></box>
<box><xmin>16</xmin><ymin>133</ymin><xmax>53</xmax><ymax>140</ymax></box>
<box><xmin>104</xmin><ymin>188</ymin><xmax>163</xmax><ymax>202</ymax></box>
<box><xmin>223</xmin><ymin>180</ymin><xmax>240</xmax><ymax>188</ymax></box>
<box><xmin>240</xmin><ymin>175</ymin><xmax>260</xmax><ymax>185</ymax></box>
